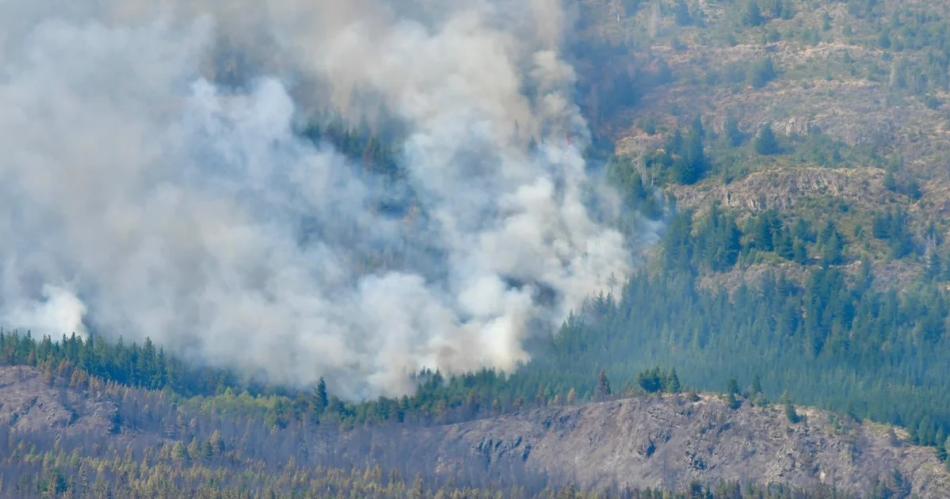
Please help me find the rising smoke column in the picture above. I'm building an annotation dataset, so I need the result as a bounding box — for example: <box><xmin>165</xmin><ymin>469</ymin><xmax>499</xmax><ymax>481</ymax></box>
<box><xmin>0</xmin><ymin>0</ymin><xmax>636</xmax><ymax>398</ymax></box>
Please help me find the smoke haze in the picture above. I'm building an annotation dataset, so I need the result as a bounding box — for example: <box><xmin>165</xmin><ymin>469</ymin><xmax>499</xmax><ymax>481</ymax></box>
<box><xmin>0</xmin><ymin>0</ymin><xmax>640</xmax><ymax>398</ymax></box>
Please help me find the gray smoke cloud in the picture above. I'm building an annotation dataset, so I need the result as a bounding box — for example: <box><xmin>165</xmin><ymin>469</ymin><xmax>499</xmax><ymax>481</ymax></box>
<box><xmin>0</xmin><ymin>0</ymin><xmax>640</xmax><ymax>398</ymax></box>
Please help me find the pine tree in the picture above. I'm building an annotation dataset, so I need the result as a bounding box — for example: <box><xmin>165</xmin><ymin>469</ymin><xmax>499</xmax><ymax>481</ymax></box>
<box><xmin>663</xmin><ymin>211</ymin><xmax>695</xmax><ymax>270</ymax></box>
<box><xmin>742</xmin><ymin>0</ymin><xmax>764</xmax><ymax>26</ymax></box>
<box><xmin>637</xmin><ymin>367</ymin><xmax>664</xmax><ymax>393</ymax></box>
<box><xmin>935</xmin><ymin>427</ymin><xmax>946</xmax><ymax>456</ymax></box>
<box><xmin>792</xmin><ymin>239</ymin><xmax>809</xmax><ymax>264</ymax></box>
<box><xmin>597</xmin><ymin>369</ymin><xmax>612</xmax><ymax>401</ymax></box>
<box><xmin>748</xmin><ymin>57</ymin><xmax>777</xmax><ymax>88</ymax></box>
<box><xmin>667</xmin><ymin>369</ymin><xmax>682</xmax><ymax>393</ymax></box>
<box><xmin>754</xmin><ymin>124</ymin><xmax>780</xmax><ymax>155</ymax></box>
<box><xmin>187</xmin><ymin>438</ymin><xmax>201</xmax><ymax>461</ymax></box>
<box><xmin>700</xmin><ymin>204</ymin><xmax>742</xmax><ymax>271</ymax></box>
<box><xmin>209</xmin><ymin>430</ymin><xmax>225</xmax><ymax>456</ymax></box>
<box><xmin>172</xmin><ymin>442</ymin><xmax>188</xmax><ymax>465</ymax></box>
<box><xmin>726</xmin><ymin>379</ymin><xmax>741</xmax><ymax>409</ymax></box>
<box><xmin>819</xmin><ymin>224</ymin><xmax>845</xmax><ymax>265</ymax></box>
<box><xmin>315</xmin><ymin>378</ymin><xmax>329</xmax><ymax>414</ymax></box>
<box><xmin>884</xmin><ymin>171</ymin><xmax>898</xmax><ymax>192</ymax></box>
<box><xmin>783</xmin><ymin>392</ymin><xmax>801</xmax><ymax>424</ymax></box>
<box><xmin>676</xmin><ymin>118</ymin><xmax>707</xmax><ymax>185</ymax></box>
<box><xmin>726</xmin><ymin>391</ymin><xmax>740</xmax><ymax>410</ymax></box>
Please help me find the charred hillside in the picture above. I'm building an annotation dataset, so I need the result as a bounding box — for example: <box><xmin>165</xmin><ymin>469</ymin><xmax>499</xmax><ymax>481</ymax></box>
<box><xmin>1</xmin><ymin>365</ymin><xmax>948</xmax><ymax>497</ymax></box>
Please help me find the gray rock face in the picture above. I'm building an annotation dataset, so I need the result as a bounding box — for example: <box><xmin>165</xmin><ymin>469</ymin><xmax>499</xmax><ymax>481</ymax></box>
<box><xmin>668</xmin><ymin>166</ymin><xmax>897</xmax><ymax>216</ymax></box>
<box><xmin>434</xmin><ymin>394</ymin><xmax>950</xmax><ymax>497</ymax></box>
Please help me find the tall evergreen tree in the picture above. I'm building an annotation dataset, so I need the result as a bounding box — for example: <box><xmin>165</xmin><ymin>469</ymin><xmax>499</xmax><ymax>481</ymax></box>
<box><xmin>754</xmin><ymin>124</ymin><xmax>781</xmax><ymax>155</ymax></box>
<box><xmin>315</xmin><ymin>378</ymin><xmax>329</xmax><ymax>414</ymax></box>
<box><xmin>668</xmin><ymin>369</ymin><xmax>682</xmax><ymax>393</ymax></box>
<box><xmin>742</xmin><ymin>0</ymin><xmax>765</xmax><ymax>26</ymax></box>
<box><xmin>673</xmin><ymin>118</ymin><xmax>707</xmax><ymax>184</ymax></box>
<box><xmin>783</xmin><ymin>393</ymin><xmax>801</xmax><ymax>423</ymax></box>
<box><xmin>597</xmin><ymin>369</ymin><xmax>612</xmax><ymax>400</ymax></box>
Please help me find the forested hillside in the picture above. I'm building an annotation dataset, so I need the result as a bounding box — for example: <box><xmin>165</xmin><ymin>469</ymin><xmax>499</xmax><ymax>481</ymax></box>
<box><xmin>3</xmin><ymin>0</ymin><xmax>950</xmax><ymax>496</ymax></box>
<box><xmin>562</xmin><ymin>0</ymin><xmax>950</xmax><ymax>455</ymax></box>
<box><xmin>1</xmin><ymin>364</ymin><xmax>946</xmax><ymax>497</ymax></box>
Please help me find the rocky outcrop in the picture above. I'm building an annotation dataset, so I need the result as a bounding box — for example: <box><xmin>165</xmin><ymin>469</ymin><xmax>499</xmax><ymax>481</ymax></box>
<box><xmin>435</xmin><ymin>395</ymin><xmax>950</xmax><ymax>497</ymax></box>
<box><xmin>667</xmin><ymin>166</ymin><xmax>899</xmax><ymax>216</ymax></box>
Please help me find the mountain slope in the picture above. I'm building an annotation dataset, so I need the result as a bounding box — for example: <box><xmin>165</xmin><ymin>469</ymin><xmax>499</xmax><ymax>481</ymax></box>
<box><xmin>440</xmin><ymin>395</ymin><xmax>950</xmax><ymax>496</ymax></box>
<box><xmin>0</xmin><ymin>366</ymin><xmax>116</xmax><ymax>437</ymax></box>
<box><xmin>543</xmin><ymin>0</ymin><xmax>950</xmax><ymax>457</ymax></box>
<box><xmin>2</xmin><ymin>366</ymin><xmax>948</xmax><ymax>497</ymax></box>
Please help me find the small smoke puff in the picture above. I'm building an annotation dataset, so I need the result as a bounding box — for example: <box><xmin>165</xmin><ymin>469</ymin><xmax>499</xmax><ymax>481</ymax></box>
<box><xmin>4</xmin><ymin>286</ymin><xmax>88</xmax><ymax>339</ymax></box>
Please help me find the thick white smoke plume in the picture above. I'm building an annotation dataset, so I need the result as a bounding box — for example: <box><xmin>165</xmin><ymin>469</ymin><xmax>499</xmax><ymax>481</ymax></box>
<box><xmin>0</xmin><ymin>1</ymin><xmax>634</xmax><ymax>398</ymax></box>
